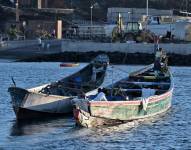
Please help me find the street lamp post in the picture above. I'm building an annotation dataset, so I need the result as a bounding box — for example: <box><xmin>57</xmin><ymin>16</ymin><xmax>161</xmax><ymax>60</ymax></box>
<box><xmin>16</xmin><ymin>0</ymin><xmax>19</xmax><ymax>22</ymax></box>
<box><xmin>146</xmin><ymin>0</ymin><xmax>149</xmax><ymax>17</ymax></box>
<box><xmin>23</xmin><ymin>21</ymin><xmax>26</xmax><ymax>40</ymax></box>
<box><xmin>146</xmin><ymin>0</ymin><xmax>149</xmax><ymax>30</ymax></box>
<box><xmin>15</xmin><ymin>0</ymin><xmax>20</xmax><ymax>30</ymax></box>
<box><xmin>128</xmin><ymin>11</ymin><xmax>131</xmax><ymax>22</ymax></box>
<box><xmin>90</xmin><ymin>5</ymin><xmax>93</xmax><ymax>39</ymax></box>
<box><xmin>186</xmin><ymin>0</ymin><xmax>188</xmax><ymax>16</ymax></box>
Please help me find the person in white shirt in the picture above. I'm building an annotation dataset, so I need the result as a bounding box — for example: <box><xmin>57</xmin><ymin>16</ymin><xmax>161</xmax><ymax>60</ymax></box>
<box><xmin>37</xmin><ymin>37</ymin><xmax>42</xmax><ymax>50</ymax></box>
<box><xmin>92</xmin><ymin>88</ymin><xmax>107</xmax><ymax>101</ymax></box>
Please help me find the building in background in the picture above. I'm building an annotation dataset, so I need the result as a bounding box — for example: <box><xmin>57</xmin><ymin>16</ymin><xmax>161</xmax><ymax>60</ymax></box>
<box><xmin>18</xmin><ymin>0</ymin><xmax>66</xmax><ymax>8</ymax></box>
<box><xmin>107</xmin><ymin>8</ymin><xmax>173</xmax><ymax>24</ymax></box>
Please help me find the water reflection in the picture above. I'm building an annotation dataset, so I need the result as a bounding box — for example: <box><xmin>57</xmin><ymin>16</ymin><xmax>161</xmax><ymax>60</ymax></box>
<box><xmin>10</xmin><ymin>116</ymin><xmax>75</xmax><ymax>136</ymax></box>
<box><xmin>0</xmin><ymin>63</ymin><xmax>191</xmax><ymax>149</ymax></box>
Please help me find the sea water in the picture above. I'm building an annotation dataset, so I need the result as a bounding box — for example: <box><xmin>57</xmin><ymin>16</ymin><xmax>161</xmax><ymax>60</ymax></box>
<box><xmin>0</xmin><ymin>62</ymin><xmax>190</xmax><ymax>149</ymax></box>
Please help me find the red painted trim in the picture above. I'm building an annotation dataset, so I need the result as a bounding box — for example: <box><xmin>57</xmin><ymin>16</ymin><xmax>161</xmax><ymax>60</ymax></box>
<box><xmin>89</xmin><ymin>89</ymin><xmax>173</xmax><ymax>107</ymax></box>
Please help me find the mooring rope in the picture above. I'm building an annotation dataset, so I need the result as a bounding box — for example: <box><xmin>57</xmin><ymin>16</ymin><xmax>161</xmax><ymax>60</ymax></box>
<box><xmin>109</xmin><ymin>64</ymin><xmax>129</xmax><ymax>74</ymax></box>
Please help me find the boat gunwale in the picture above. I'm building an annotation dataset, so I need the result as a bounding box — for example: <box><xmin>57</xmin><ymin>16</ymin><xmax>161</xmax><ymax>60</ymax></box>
<box><xmin>88</xmin><ymin>68</ymin><xmax>174</xmax><ymax>107</ymax></box>
<box><xmin>9</xmin><ymin>86</ymin><xmax>72</xmax><ymax>99</ymax></box>
<box><xmin>88</xmin><ymin>88</ymin><xmax>173</xmax><ymax>107</ymax></box>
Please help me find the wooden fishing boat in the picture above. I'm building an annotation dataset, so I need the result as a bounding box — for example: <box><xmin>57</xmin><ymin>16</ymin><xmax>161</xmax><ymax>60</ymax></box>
<box><xmin>8</xmin><ymin>54</ymin><xmax>109</xmax><ymax>119</ymax></box>
<box><xmin>73</xmin><ymin>64</ymin><xmax>173</xmax><ymax>128</ymax></box>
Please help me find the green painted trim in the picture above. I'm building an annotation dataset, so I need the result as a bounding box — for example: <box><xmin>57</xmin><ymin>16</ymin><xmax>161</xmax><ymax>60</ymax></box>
<box><xmin>90</xmin><ymin>96</ymin><xmax>172</xmax><ymax>121</ymax></box>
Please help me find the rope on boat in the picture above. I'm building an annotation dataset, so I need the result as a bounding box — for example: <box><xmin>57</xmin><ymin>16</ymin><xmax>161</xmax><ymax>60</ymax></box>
<box><xmin>39</xmin><ymin>75</ymin><xmax>105</xmax><ymax>96</ymax></box>
<box><xmin>109</xmin><ymin>64</ymin><xmax>129</xmax><ymax>74</ymax></box>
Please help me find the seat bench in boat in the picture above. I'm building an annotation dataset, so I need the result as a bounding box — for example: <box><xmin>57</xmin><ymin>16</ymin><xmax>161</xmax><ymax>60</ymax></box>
<box><xmin>119</xmin><ymin>81</ymin><xmax>170</xmax><ymax>86</ymax></box>
<box><xmin>87</xmin><ymin>88</ymin><xmax>166</xmax><ymax>101</ymax></box>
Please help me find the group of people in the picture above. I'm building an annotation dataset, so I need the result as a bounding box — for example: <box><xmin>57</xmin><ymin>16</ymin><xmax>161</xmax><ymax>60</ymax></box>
<box><xmin>37</xmin><ymin>37</ymin><xmax>50</xmax><ymax>50</ymax></box>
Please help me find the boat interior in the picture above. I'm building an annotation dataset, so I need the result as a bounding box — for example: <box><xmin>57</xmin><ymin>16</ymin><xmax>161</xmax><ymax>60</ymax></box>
<box><xmin>37</xmin><ymin>60</ymin><xmax>108</xmax><ymax>96</ymax></box>
<box><xmin>87</xmin><ymin>67</ymin><xmax>171</xmax><ymax>101</ymax></box>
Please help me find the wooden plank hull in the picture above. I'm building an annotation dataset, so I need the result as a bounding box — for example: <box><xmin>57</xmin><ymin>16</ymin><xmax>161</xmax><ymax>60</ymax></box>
<box><xmin>9</xmin><ymin>87</ymin><xmax>73</xmax><ymax>119</ymax></box>
<box><xmin>89</xmin><ymin>90</ymin><xmax>172</xmax><ymax>121</ymax></box>
<box><xmin>8</xmin><ymin>54</ymin><xmax>109</xmax><ymax>120</ymax></box>
<box><xmin>73</xmin><ymin>63</ymin><xmax>174</xmax><ymax>128</ymax></box>
<box><xmin>73</xmin><ymin>90</ymin><xmax>172</xmax><ymax>128</ymax></box>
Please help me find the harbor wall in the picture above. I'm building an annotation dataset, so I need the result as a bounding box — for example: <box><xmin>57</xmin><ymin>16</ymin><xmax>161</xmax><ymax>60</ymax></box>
<box><xmin>0</xmin><ymin>39</ymin><xmax>62</xmax><ymax>59</ymax></box>
<box><xmin>1</xmin><ymin>39</ymin><xmax>191</xmax><ymax>66</ymax></box>
<box><xmin>0</xmin><ymin>39</ymin><xmax>61</xmax><ymax>50</ymax></box>
<box><xmin>61</xmin><ymin>40</ymin><xmax>191</xmax><ymax>55</ymax></box>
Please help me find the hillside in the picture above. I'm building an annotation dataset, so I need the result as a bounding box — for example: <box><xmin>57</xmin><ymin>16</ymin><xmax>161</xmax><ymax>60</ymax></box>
<box><xmin>0</xmin><ymin>0</ymin><xmax>190</xmax><ymax>22</ymax></box>
<box><xmin>48</xmin><ymin>0</ymin><xmax>190</xmax><ymax>21</ymax></box>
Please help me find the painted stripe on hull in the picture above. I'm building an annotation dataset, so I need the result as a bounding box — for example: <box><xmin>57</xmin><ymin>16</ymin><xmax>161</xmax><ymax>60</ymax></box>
<box><xmin>75</xmin><ymin>102</ymin><xmax>171</xmax><ymax>128</ymax></box>
<box><xmin>89</xmin><ymin>89</ymin><xmax>173</xmax><ymax>107</ymax></box>
<box><xmin>90</xmin><ymin>95</ymin><xmax>172</xmax><ymax>121</ymax></box>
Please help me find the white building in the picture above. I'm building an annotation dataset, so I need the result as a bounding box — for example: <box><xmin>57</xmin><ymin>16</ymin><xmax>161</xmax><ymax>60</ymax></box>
<box><xmin>174</xmin><ymin>20</ymin><xmax>191</xmax><ymax>41</ymax></box>
<box><xmin>107</xmin><ymin>8</ymin><xmax>173</xmax><ymax>24</ymax></box>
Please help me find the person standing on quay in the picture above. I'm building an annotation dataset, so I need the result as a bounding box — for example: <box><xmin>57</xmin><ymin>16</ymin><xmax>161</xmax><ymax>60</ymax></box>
<box><xmin>37</xmin><ymin>37</ymin><xmax>42</xmax><ymax>50</ymax></box>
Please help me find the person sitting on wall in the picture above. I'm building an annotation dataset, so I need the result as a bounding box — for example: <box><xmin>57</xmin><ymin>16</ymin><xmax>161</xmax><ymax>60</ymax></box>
<box><xmin>37</xmin><ymin>37</ymin><xmax>42</xmax><ymax>50</ymax></box>
<box><xmin>92</xmin><ymin>88</ymin><xmax>107</xmax><ymax>101</ymax></box>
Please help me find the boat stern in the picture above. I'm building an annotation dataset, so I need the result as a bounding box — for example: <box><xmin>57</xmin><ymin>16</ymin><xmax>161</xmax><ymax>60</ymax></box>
<box><xmin>72</xmin><ymin>98</ymin><xmax>93</xmax><ymax>127</ymax></box>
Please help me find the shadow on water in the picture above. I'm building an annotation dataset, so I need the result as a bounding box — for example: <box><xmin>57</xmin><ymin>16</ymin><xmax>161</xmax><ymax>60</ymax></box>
<box><xmin>10</xmin><ymin>115</ymin><xmax>75</xmax><ymax>136</ymax></box>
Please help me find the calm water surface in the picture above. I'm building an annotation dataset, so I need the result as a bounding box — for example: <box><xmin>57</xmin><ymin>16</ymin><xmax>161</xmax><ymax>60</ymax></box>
<box><xmin>0</xmin><ymin>62</ymin><xmax>190</xmax><ymax>149</ymax></box>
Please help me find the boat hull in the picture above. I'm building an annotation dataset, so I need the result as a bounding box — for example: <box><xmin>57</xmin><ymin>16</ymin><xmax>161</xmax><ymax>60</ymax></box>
<box><xmin>8</xmin><ymin>54</ymin><xmax>110</xmax><ymax>120</ymax></box>
<box><xmin>9</xmin><ymin>87</ymin><xmax>73</xmax><ymax>119</ymax></box>
<box><xmin>73</xmin><ymin>90</ymin><xmax>173</xmax><ymax>127</ymax></box>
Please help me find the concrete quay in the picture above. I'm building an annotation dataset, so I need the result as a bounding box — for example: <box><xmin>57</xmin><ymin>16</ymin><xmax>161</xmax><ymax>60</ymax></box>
<box><xmin>0</xmin><ymin>39</ymin><xmax>62</xmax><ymax>60</ymax></box>
<box><xmin>61</xmin><ymin>40</ymin><xmax>191</xmax><ymax>55</ymax></box>
<box><xmin>1</xmin><ymin>39</ymin><xmax>191</xmax><ymax>66</ymax></box>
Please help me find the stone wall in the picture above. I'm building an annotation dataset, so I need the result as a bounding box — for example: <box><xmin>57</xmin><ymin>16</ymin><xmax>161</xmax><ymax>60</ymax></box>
<box><xmin>61</xmin><ymin>40</ymin><xmax>191</xmax><ymax>55</ymax></box>
<box><xmin>0</xmin><ymin>39</ymin><xmax>61</xmax><ymax>51</ymax></box>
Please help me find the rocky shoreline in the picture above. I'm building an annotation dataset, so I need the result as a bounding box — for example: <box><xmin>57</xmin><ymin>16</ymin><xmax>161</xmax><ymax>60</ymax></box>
<box><xmin>18</xmin><ymin>51</ymin><xmax>191</xmax><ymax>66</ymax></box>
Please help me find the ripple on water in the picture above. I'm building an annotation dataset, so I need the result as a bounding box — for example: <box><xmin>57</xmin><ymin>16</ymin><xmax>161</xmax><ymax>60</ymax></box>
<box><xmin>0</xmin><ymin>64</ymin><xmax>191</xmax><ymax>149</ymax></box>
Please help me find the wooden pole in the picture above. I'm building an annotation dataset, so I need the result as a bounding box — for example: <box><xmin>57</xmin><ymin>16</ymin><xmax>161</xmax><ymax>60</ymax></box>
<box><xmin>56</xmin><ymin>20</ymin><xmax>62</xmax><ymax>39</ymax></box>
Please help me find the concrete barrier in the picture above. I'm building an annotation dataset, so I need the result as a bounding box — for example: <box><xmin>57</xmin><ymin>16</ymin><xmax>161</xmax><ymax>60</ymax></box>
<box><xmin>0</xmin><ymin>39</ymin><xmax>62</xmax><ymax>51</ymax></box>
<box><xmin>0</xmin><ymin>39</ymin><xmax>62</xmax><ymax>60</ymax></box>
<box><xmin>61</xmin><ymin>40</ymin><xmax>191</xmax><ymax>55</ymax></box>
